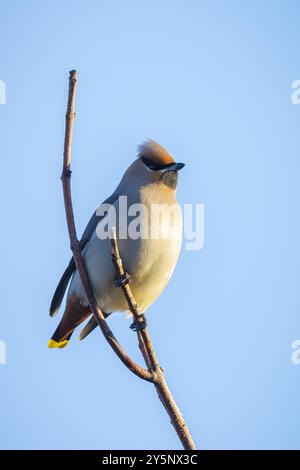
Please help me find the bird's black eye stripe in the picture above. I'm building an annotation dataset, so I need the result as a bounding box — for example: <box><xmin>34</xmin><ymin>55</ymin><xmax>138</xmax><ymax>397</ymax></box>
<box><xmin>141</xmin><ymin>157</ymin><xmax>175</xmax><ymax>171</ymax></box>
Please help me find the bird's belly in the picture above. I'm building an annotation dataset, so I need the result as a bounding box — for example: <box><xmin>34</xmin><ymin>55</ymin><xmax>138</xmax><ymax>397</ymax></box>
<box><xmin>124</xmin><ymin>236</ymin><xmax>181</xmax><ymax>312</ymax></box>
<box><xmin>70</xmin><ymin>205</ymin><xmax>182</xmax><ymax>315</ymax></box>
<box><xmin>88</xmin><ymin>236</ymin><xmax>181</xmax><ymax>314</ymax></box>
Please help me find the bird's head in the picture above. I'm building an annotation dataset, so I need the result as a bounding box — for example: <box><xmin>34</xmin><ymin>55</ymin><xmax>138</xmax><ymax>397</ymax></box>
<box><xmin>123</xmin><ymin>140</ymin><xmax>185</xmax><ymax>191</ymax></box>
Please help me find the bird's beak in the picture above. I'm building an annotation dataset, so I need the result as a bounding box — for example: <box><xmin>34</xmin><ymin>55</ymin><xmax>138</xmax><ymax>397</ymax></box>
<box><xmin>165</xmin><ymin>162</ymin><xmax>185</xmax><ymax>171</ymax></box>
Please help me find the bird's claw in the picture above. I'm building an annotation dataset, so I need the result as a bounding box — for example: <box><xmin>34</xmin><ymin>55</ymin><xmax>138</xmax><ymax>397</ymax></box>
<box><xmin>130</xmin><ymin>314</ymin><xmax>147</xmax><ymax>332</ymax></box>
<box><xmin>114</xmin><ymin>271</ymin><xmax>131</xmax><ymax>288</ymax></box>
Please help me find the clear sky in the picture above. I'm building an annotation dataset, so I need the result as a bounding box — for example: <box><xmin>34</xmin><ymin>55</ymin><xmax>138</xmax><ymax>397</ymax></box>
<box><xmin>1</xmin><ymin>0</ymin><xmax>300</xmax><ymax>450</ymax></box>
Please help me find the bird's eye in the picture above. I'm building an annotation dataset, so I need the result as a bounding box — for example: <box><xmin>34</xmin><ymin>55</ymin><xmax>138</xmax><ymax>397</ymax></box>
<box><xmin>141</xmin><ymin>157</ymin><xmax>161</xmax><ymax>171</ymax></box>
<box><xmin>141</xmin><ymin>157</ymin><xmax>173</xmax><ymax>171</ymax></box>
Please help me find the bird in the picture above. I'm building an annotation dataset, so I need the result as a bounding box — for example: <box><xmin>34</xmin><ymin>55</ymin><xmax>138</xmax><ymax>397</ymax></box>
<box><xmin>48</xmin><ymin>139</ymin><xmax>185</xmax><ymax>348</ymax></box>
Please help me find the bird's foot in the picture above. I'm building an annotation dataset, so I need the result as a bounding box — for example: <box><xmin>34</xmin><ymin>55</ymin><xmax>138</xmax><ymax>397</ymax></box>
<box><xmin>114</xmin><ymin>271</ymin><xmax>131</xmax><ymax>288</ymax></box>
<box><xmin>130</xmin><ymin>314</ymin><xmax>148</xmax><ymax>332</ymax></box>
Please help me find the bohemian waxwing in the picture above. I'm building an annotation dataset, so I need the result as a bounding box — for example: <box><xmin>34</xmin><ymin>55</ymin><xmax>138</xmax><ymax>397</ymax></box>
<box><xmin>48</xmin><ymin>140</ymin><xmax>185</xmax><ymax>348</ymax></box>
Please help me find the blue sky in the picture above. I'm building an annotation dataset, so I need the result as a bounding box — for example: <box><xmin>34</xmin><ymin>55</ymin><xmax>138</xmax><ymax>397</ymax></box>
<box><xmin>1</xmin><ymin>0</ymin><xmax>300</xmax><ymax>449</ymax></box>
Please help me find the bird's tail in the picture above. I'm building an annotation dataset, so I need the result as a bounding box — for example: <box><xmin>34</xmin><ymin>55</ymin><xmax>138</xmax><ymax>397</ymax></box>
<box><xmin>48</xmin><ymin>332</ymin><xmax>73</xmax><ymax>349</ymax></box>
<box><xmin>48</xmin><ymin>294</ymin><xmax>91</xmax><ymax>349</ymax></box>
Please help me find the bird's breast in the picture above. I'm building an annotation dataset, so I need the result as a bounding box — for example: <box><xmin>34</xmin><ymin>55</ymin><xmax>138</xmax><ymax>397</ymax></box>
<box><xmin>118</xmin><ymin>193</ymin><xmax>183</xmax><ymax>311</ymax></box>
<box><xmin>72</xmin><ymin>187</ymin><xmax>183</xmax><ymax>314</ymax></box>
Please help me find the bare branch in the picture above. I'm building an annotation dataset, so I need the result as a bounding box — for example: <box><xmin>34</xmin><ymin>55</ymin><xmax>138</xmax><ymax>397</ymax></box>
<box><xmin>61</xmin><ymin>69</ymin><xmax>196</xmax><ymax>449</ymax></box>
<box><xmin>61</xmin><ymin>70</ymin><xmax>152</xmax><ymax>383</ymax></box>
<box><xmin>110</xmin><ymin>228</ymin><xmax>196</xmax><ymax>450</ymax></box>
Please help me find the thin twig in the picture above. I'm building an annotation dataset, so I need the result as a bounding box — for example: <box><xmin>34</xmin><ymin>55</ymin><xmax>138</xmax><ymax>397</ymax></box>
<box><xmin>61</xmin><ymin>70</ymin><xmax>152</xmax><ymax>383</ymax></box>
<box><xmin>110</xmin><ymin>228</ymin><xmax>196</xmax><ymax>450</ymax></box>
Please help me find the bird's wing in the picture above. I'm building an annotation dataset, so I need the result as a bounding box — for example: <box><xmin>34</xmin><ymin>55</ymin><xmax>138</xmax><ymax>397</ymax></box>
<box><xmin>49</xmin><ymin>257</ymin><xmax>76</xmax><ymax>317</ymax></box>
<box><xmin>49</xmin><ymin>193</ymin><xmax>118</xmax><ymax>317</ymax></box>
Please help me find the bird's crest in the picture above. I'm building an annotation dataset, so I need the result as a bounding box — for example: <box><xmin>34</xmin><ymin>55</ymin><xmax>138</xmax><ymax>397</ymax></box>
<box><xmin>137</xmin><ymin>139</ymin><xmax>174</xmax><ymax>166</ymax></box>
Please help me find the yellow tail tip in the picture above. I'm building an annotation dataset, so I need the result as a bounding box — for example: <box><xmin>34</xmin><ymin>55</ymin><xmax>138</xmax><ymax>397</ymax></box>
<box><xmin>48</xmin><ymin>339</ymin><xmax>69</xmax><ymax>349</ymax></box>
